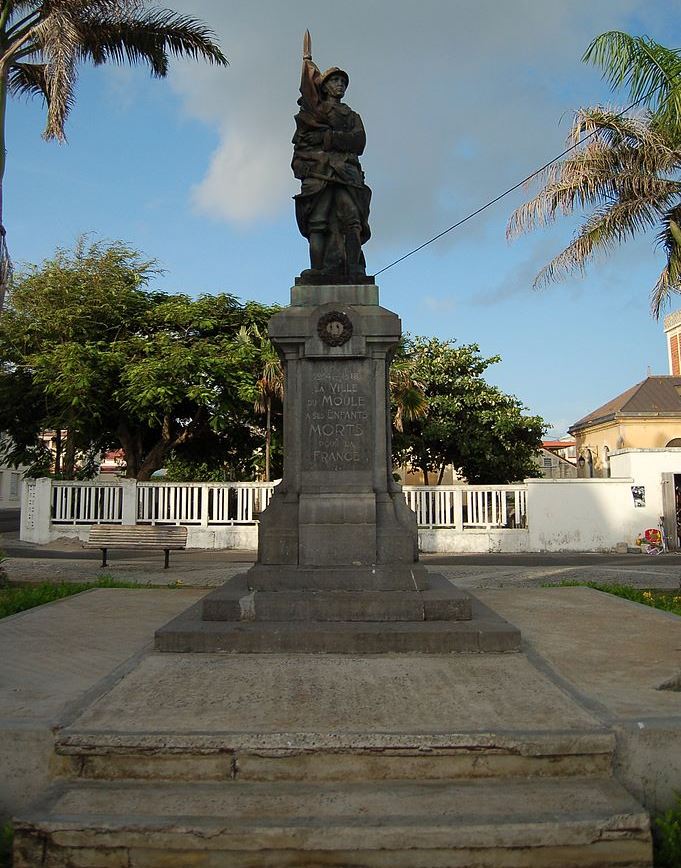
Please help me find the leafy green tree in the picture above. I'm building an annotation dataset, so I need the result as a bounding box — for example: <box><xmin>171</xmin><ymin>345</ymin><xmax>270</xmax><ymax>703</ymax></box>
<box><xmin>392</xmin><ymin>337</ymin><xmax>545</xmax><ymax>485</ymax></box>
<box><xmin>509</xmin><ymin>33</ymin><xmax>681</xmax><ymax>317</ymax></box>
<box><xmin>0</xmin><ymin>0</ymin><xmax>228</xmax><ymax>311</ymax></box>
<box><xmin>0</xmin><ymin>238</ymin><xmax>277</xmax><ymax>479</ymax></box>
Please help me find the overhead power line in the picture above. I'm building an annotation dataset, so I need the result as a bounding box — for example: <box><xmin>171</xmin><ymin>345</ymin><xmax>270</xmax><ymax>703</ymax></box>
<box><xmin>374</xmin><ymin>88</ymin><xmax>662</xmax><ymax>277</ymax></box>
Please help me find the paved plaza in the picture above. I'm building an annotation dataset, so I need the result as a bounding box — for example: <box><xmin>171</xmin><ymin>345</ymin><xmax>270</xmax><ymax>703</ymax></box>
<box><xmin>3</xmin><ymin>526</ymin><xmax>681</xmax><ymax>589</ymax></box>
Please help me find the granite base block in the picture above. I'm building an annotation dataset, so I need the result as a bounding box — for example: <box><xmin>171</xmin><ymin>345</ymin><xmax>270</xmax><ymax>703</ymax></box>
<box><xmin>200</xmin><ymin>573</ymin><xmax>472</xmax><ymax>623</ymax></box>
<box><xmin>246</xmin><ymin>563</ymin><xmax>430</xmax><ymax>592</ymax></box>
<box><xmin>155</xmin><ymin>596</ymin><xmax>520</xmax><ymax>654</ymax></box>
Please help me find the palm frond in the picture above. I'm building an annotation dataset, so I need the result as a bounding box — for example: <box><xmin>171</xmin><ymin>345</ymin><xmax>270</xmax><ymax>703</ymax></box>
<box><xmin>78</xmin><ymin>9</ymin><xmax>227</xmax><ymax>74</ymax></box>
<box><xmin>390</xmin><ymin>354</ymin><xmax>427</xmax><ymax>432</ymax></box>
<box><xmin>534</xmin><ymin>197</ymin><xmax>665</xmax><ymax>288</ymax></box>
<box><xmin>31</xmin><ymin>9</ymin><xmax>80</xmax><ymax>140</ymax></box>
<box><xmin>583</xmin><ymin>32</ymin><xmax>681</xmax><ymax>132</ymax></box>
<box><xmin>507</xmin><ymin>106</ymin><xmax>681</xmax><ymax>220</ymax></box>
<box><xmin>651</xmin><ymin>206</ymin><xmax>681</xmax><ymax>318</ymax></box>
<box><xmin>569</xmin><ymin>106</ymin><xmax>673</xmax><ymax>154</ymax></box>
<box><xmin>392</xmin><ymin>385</ymin><xmax>428</xmax><ymax>432</ymax></box>
<box><xmin>7</xmin><ymin>61</ymin><xmax>48</xmax><ymax>100</ymax></box>
<box><xmin>509</xmin><ymin>106</ymin><xmax>681</xmax><ymax>239</ymax></box>
<box><xmin>508</xmin><ymin>159</ymin><xmax>661</xmax><ymax>239</ymax></box>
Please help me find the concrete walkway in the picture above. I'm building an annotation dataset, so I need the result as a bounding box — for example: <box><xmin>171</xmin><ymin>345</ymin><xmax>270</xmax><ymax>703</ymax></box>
<box><xmin>2</xmin><ymin>583</ymin><xmax>681</xmax><ymax>826</ymax></box>
<box><xmin>0</xmin><ymin>588</ymin><xmax>206</xmax><ymax>820</ymax></box>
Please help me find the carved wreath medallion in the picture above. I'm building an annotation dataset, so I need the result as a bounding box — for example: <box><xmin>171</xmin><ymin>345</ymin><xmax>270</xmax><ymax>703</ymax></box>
<box><xmin>317</xmin><ymin>310</ymin><xmax>353</xmax><ymax>346</ymax></box>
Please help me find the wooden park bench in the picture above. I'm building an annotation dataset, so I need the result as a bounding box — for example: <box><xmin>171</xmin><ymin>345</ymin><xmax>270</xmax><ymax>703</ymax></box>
<box><xmin>86</xmin><ymin>525</ymin><xmax>188</xmax><ymax>569</ymax></box>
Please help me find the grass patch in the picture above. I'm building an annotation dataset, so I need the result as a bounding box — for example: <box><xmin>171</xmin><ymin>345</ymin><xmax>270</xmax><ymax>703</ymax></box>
<box><xmin>0</xmin><ymin>577</ymin><xmax>182</xmax><ymax>620</ymax></box>
<box><xmin>543</xmin><ymin>581</ymin><xmax>681</xmax><ymax>616</ymax></box>
<box><xmin>0</xmin><ymin>822</ymin><xmax>12</xmax><ymax>868</ymax></box>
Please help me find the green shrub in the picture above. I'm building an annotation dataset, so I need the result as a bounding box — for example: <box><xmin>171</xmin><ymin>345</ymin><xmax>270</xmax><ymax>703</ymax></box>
<box><xmin>655</xmin><ymin>794</ymin><xmax>681</xmax><ymax>867</ymax></box>
<box><xmin>0</xmin><ymin>821</ymin><xmax>12</xmax><ymax>868</ymax></box>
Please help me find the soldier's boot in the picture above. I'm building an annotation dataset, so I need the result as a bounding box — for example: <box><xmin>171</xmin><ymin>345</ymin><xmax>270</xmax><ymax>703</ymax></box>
<box><xmin>299</xmin><ymin>232</ymin><xmax>326</xmax><ymax>281</ymax></box>
<box><xmin>344</xmin><ymin>226</ymin><xmax>366</xmax><ymax>281</ymax></box>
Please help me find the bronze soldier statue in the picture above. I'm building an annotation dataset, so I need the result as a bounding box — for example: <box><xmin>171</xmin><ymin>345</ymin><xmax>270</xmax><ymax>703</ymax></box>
<box><xmin>292</xmin><ymin>31</ymin><xmax>372</xmax><ymax>284</ymax></box>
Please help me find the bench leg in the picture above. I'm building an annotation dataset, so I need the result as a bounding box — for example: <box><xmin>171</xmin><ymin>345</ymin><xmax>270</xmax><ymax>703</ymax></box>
<box><xmin>164</xmin><ymin>549</ymin><xmax>170</xmax><ymax>569</ymax></box>
<box><xmin>101</xmin><ymin>548</ymin><xmax>108</xmax><ymax>568</ymax></box>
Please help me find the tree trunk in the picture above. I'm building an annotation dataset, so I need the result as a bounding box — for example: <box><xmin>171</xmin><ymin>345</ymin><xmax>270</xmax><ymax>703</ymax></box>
<box><xmin>421</xmin><ymin>465</ymin><xmax>430</xmax><ymax>486</ymax></box>
<box><xmin>117</xmin><ymin>422</ymin><xmax>143</xmax><ymax>478</ymax></box>
<box><xmin>54</xmin><ymin>428</ymin><xmax>62</xmax><ymax>476</ymax></box>
<box><xmin>136</xmin><ymin>440</ymin><xmax>173</xmax><ymax>481</ymax></box>
<box><xmin>117</xmin><ymin>416</ymin><xmax>200</xmax><ymax>480</ymax></box>
<box><xmin>265</xmin><ymin>398</ymin><xmax>271</xmax><ymax>482</ymax></box>
<box><xmin>0</xmin><ymin>65</ymin><xmax>10</xmax><ymax>314</ymax></box>
<box><xmin>63</xmin><ymin>429</ymin><xmax>77</xmax><ymax>480</ymax></box>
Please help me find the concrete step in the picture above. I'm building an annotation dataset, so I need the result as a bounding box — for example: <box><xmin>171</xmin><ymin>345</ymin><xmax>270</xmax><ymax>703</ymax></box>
<box><xmin>156</xmin><ymin>595</ymin><xmax>520</xmax><ymax>653</ymax></box>
<box><xmin>55</xmin><ymin>727</ymin><xmax>615</xmax><ymax>783</ymax></box>
<box><xmin>245</xmin><ymin>563</ymin><xmax>432</xmax><ymax>591</ymax></box>
<box><xmin>14</xmin><ymin>777</ymin><xmax>652</xmax><ymax>867</ymax></box>
<box><xmin>202</xmin><ymin>573</ymin><xmax>472</xmax><ymax>622</ymax></box>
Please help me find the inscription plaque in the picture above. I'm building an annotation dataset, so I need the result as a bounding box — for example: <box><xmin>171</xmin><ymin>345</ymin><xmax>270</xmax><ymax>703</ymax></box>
<box><xmin>302</xmin><ymin>359</ymin><xmax>372</xmax><ymax>471</ymax></box>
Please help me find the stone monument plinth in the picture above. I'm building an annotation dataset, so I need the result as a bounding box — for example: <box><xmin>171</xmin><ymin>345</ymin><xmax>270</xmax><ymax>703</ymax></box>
<box><xmin>252</xmin><ymin>284</ymin><xmax>426</xmax><ymax>594</ymax></box>
<box><xmin>156</xmin><ymin>284</ymin><xmax>520</xmax><ymax>653</ymax></box>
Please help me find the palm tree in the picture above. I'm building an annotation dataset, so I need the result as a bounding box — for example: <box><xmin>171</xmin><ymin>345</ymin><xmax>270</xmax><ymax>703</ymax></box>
<box><xmin>583</xmin><ymin>32</ymin><xmax>681</xmax><ymax>137</ymax></box>
<box><xmin>389</xmin><ymin>344</ymin><xmax>428</xmax><ymax>433</ymax></box>
<box><xmin>254</xmin><ymin>335</ymin><xmax>284</xmax><ymax>484</ymax></box>
<box><xmin>235</xmin><ymin>324</ymin><xmax>285</xmax><ymax>483</ymax></box>
<box><xmin>508</xmin><ymin>107</ymin><xmax>681</xmax><ymax>317</ymax></box>
<box><xmin>0</xmin><ymin>0</ymin><xmax>228</xmax><ymax>311</ymax></box>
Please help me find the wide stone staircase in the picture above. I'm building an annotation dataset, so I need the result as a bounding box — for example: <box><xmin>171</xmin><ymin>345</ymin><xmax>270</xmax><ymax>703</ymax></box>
<box><xmin>12</xmin><ymin>653</ymin><xmax>652</xmax><ymax>867</ymax></box>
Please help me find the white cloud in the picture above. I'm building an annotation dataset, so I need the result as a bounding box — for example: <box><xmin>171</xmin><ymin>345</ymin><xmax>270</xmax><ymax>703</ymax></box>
<box><xmin>192</xmin><ymin>126</ymin><xmax>293</xmax><ymax>223</ymax></box>
<box><xmin>168</xmin><ymin>0</ymin><xmax>660</xmax><ymax>249</ymax></box>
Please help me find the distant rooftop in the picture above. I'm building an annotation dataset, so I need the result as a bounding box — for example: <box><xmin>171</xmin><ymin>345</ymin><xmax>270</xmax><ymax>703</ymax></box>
<box><xmin>664</xmin><ymin>310</ymin><xmax>681</xmax><ymax>331</ymax></box>
<box><xmin>569</xmin><ymin>376</ymin><xmax>681</xmax><ymax>433</ymax></box>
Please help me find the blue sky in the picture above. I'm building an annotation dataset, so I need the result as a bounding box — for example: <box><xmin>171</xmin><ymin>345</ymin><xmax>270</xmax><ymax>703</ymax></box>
<box><xmin>8</xmin><ymin>0</ymin><xmax>681</xmax><ymax>436</ymax></box>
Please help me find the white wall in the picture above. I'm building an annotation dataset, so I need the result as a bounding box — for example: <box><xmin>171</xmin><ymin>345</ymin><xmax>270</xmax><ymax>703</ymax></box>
<box><xmin>0</xmin><ymin>465</ymin><xmax>24</xmax><ymax>507</ymax></box>
<box><xmin>525</xmin><ymin>478</ymin><xmax>640</xmax><ymax>552</ymax></box>
<box><xmin>418</xmin><ymin>528</ymin><xmax>529</xmax><ymax>553</ymax></box>
<box><xmin>610</xmin><ymin>448</ymin><xmax>681</xmax><ymax>515</ymax></box>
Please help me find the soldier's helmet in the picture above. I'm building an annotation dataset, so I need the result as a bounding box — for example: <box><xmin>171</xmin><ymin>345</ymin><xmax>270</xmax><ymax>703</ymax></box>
<box><xmin>319</xmin><ymin>67</ymin><xmax>349</xmax><ymax>91</ymax></box>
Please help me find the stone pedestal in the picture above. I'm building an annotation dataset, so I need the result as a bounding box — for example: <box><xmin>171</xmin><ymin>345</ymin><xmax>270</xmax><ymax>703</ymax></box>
<box><xmin>156</xmin><ymin>285</ymin><xmax>520</xmax><ymax>653</ymax></box>
<box><xmin>252</xmin><ymin>285</ymin><xmax>426</xmax><ymax>593</ymax></box>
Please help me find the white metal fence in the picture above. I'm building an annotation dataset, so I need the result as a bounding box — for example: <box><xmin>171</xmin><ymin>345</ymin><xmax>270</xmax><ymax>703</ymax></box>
<box><xmin>50</xmin><ymin>479</ymin><xmax>526</xmax><ymax>530</ymax></box>
<box><xmin>51</xmin><ymin>480</ymin><xmax>276</xmax><ymax>526</ymax></box>
<box><xmin>402</xmin><ymin>485</ymin><xmax>527</xmax><ymax>529</ymax></box>
<box><xmin>137</xmin><ymin>482</ymin><xmax>275</xmax><ymax>525</ymax></box>
<box><xmin>51</xmin><ymin>481</ymin><xmax>123</xmax><ymax>524</ymax></box>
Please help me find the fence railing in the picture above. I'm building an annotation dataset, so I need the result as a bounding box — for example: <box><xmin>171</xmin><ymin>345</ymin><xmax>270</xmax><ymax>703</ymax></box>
<box><xmin>51</xmin><ymin>480</ymin><xmax>276</xmax><ymax>526</ymax></box>
<box><xmin>51</xmin><ymin>481</ymin><xmax>123</xmax><ymax>524</ymax></box>
<box><xmin>137</xmin><ymin>482</ymin><xmax>275</xmax><ymax>525</ymax></box>
<box><xmin>50</xmin><ymin>480</ymin><xmax>527</xmax><ymax>530</ymax></box>
<box><xmin>402</xmin><ymin>484</ymin><xmax>527</xmax><ymax>529</ymax></box>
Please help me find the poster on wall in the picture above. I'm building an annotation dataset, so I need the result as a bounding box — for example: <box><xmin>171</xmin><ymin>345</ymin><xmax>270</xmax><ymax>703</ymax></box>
<box><xmin>631</xmin><ymin>485</ymin><xmax>646</xmax><ymax>507</ymax></box>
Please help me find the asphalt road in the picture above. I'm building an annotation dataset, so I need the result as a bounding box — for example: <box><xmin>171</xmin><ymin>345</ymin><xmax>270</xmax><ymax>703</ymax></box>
<box><xmin>0</xmin><ymin>509</ymin><xmax>19</xmax><ymax>535</ymax></box>
<box><xmin>3</xmin><ymin>537</ymin><xmax>681</xmax><ymax>568</ymax></box>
